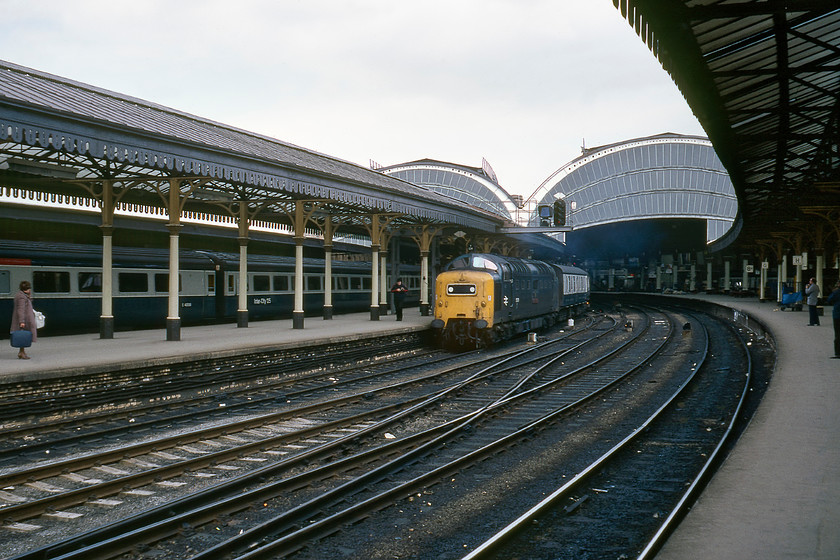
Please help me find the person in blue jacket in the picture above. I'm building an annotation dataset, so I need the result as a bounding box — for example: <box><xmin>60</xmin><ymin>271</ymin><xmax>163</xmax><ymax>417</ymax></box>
<box><xmin>827</xmin><ymin>281</ymin><xmax>840</xmax><ymax>359</ymax></box>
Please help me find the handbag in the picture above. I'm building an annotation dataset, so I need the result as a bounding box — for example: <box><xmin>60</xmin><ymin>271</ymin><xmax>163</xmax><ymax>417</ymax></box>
<box><xmin>10</xmin><ymin>330</ymin><xmax>32</xmax><ymax>348</ymax></box>
<box><xmin>35</xmin><ymin>311</ymin><xmax>46</xmax><ymax>329</ymax></box>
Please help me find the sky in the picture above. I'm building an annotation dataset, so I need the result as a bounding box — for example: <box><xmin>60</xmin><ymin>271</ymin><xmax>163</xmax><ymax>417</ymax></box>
<box><xmin>2</xmin><ymin>0</ymin><xmax>706</xmax><ymax>199</ymax></box>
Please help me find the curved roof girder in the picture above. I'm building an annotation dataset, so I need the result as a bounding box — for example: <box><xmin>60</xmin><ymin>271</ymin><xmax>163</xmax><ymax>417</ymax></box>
<box><xmin>613</xmin><ymin>1</ymin><xmax>840</xmax><ymax>250</ymax></box>
<box><xmin>0</xmin><ymin>60</ymin><xmax>504</xmax><ymax>236</ymax></box>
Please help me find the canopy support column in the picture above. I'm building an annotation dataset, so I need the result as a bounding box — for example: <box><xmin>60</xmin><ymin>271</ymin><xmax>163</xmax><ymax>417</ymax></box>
<box><xmin>237</xmin><ymin>202</ymin><xmax>250</xmax><ymax>328</ymax></box>
<box><xmin>166</xmin><ymin>180</ymin><xmax>184</xmax><ymax>341</ymax></box>
<box><xmin>408</xmin><ymin>225</ymin><xmax>441</xmax><ymax>316</ymax></box>
<box><xmin>323</xmin><ymin>218</ymin><xmax>335</xmax><ymax>320</ymax></box>
<box><xmin>99</xmin><ymin>180</ymin><xmax>115</xmax><ymax>339</ymax></box>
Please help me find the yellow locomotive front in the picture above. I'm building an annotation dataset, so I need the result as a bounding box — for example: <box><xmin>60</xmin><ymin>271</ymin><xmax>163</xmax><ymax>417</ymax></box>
<box><xmin>431</xmin><ymin>269</ymin><xmax>497</xmax><ymax>348</ymax></box>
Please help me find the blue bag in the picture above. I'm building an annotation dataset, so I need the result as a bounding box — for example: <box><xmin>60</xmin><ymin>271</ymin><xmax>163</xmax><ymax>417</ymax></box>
<box><xmin>10</xmin><ymin>330</ymin><xmax>32</xmax><ymax>348</ymax></box>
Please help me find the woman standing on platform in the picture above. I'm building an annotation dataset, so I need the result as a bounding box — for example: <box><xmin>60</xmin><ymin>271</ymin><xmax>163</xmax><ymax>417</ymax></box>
<box><xmin>827</xmin><ymin>281</ymin><xmax>840</xmax><ymax>360</ymax></box>
<box><xmin>10</xmin><ymin>280</ymin><xmax>37</xmax><ymax>359</ymax></box>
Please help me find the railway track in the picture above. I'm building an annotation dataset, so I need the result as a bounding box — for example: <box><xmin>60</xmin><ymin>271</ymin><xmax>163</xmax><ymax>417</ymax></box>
<box><xmin>0</xmin><ymin>303</ymin><xmax>772</xmax><ymax>560</ymax></box>
<box><xmin>460</xmin><ymin>310</ymin><xmax>755</xmax><ymax>559</ymax></box>
<box><xmin>2</xmin><ymin>312</ymin><xmax>616</xmax><ymax>558</ymax></box>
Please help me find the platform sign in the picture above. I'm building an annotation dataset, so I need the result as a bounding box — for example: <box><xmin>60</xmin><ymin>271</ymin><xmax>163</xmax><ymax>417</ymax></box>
<box><xmin>762</xmin><ymin>261</ymin><xmax>769</xmax><ymax>269</ymax></box>
<box><xmin>792</xmin><ymin>255</ymin><xmax>802</xmax><ymax>266</ymax></box>
<box><xmin>745</xmin><ymin>265</ymin><xmax>754</xmax><ymax>273</ymax></box>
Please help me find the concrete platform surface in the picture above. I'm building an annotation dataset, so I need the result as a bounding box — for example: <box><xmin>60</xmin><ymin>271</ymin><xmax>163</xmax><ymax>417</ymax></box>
<box><xmin>656</xmin><ymin>295</ymin><xmax>839</xmax><ymax>560</ymax></box>
<box><xmin>2</xmin><ymin>310</ymin><xmax>431</xmax><ymax>382</ymax></box>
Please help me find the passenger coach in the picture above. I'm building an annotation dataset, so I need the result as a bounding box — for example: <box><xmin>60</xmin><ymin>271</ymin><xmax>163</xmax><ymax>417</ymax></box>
<box><xmin>0</xmin><ymin>240</ymin><xmax>420</xmax><ymax>334</ymax></box>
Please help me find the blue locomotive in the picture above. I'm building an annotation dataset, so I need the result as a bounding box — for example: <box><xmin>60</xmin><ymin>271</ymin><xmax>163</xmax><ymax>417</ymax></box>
<box><xmin>431</xmin><ymin>253</ymin><xmax>589</xmax><ymax>348</ymax></box>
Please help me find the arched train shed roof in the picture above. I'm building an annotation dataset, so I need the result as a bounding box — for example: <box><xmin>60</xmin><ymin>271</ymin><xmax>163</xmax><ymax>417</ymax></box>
<box><xmin>379</xmin><ymin>159</ymin><xmax>519</xmax><ymax>221</ymax></box>
<box><xmin>529</xmin><ymin>134</ymin><xmax>737</xmax><ymax>244</ymax></box>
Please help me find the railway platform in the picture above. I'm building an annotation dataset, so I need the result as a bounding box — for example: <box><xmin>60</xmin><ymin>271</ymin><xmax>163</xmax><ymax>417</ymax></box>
<box><xmin>2</xmin><ymin>310</ymin><xmax>432</xmax><ymax>383</ymax></box>
<box><xmin>655</xmin><ymin>294</ymin><xmax>839</xmax><ymax>560</ymax></box>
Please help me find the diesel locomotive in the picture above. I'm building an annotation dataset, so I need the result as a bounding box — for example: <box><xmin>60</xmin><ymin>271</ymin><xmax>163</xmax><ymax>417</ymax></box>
<box><xmin>431</xmin><ymin>253</ymin><xmax>589</xmax><ymax>348</ymax></box>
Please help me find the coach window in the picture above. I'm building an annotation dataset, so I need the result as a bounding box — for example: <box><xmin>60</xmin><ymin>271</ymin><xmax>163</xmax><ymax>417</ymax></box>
<box><xmin>207</xmin><ymin>274</ymin><xmax>215</xmax><ymax>296</ymax></box>
<box><xmin>253</xmin><ymin>275</ymin><xmax>270</xmax><ymax>292</ymax></box>
<box><xmin>119</xmin><ymin>272</ymin><xmax>149</xmax><ymax>293</ymax></box>
<box><xmin>362</xmin><ymin>277</ymin><xmax>371</xmax><ymax>290</ymax></box>
<box><xmin>34</xmin><ymin>271</ymin><xmax>70</xmax><ymax>293</ymax></box>
<box><xmin>0</xmin><ymin>270</ymin><xmax>10</xmax><ymax>294</ymax></box>
<box><xmin>79</xmin><ymin>272</ymin><xmax>102</xmax><ymax>292</ymax></box>
<box><xmin>273</xmin><ymin>275</ymin><xmax>289</xmax><ymax>292</ymax></box>
<box><xmin>306</xmin><ymin>276</ymin><xmax>321</xmax><ymax>291</ymax></box>
<box><xmin>154</xmin><ymin>273</ymin><xmax>181</xmax><ymax>292</ymax></box>
<box><xmin>227</xmin><ymin>273</ymin><xmax>236</xmax><ymax>294</ymax></box>
<box><xmin>333</xmin><ymin>276</ymin><xmax>348</xmax><ymax>291</ymax></box>
<box><xmin>351</xmin><ymin>277</ymin><xmax>362</xmax><ymax>290</ymax></box>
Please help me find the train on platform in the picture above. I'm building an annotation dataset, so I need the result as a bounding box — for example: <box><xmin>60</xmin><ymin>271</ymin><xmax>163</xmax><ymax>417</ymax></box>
<box><xmin>431</xmin><ymin>253</ymin><xmax>590</xmax><ymax>349</ymax></box>
<box><xmin>0</xmin><ymin>240</ymin><xmax>420</xmax><ymax>335</ymax></box>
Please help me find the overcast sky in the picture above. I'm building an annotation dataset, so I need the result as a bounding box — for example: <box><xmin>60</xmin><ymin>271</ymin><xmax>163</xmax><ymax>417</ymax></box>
<box><xmin>3</xmin><ymin>0</ymin><xmax>705</xmax><ymax>198</ymax></box>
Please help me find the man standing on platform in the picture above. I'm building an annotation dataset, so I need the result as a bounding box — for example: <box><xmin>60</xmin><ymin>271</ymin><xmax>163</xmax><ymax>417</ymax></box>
<box><xmin>826</xmin><ymin>281</ymin><xmax>840</xmax><ymax>359</ymax></box>
<box><xmin>390</xmin><ymin>279</ymin><xmax>409</xmax><ymax>321</ymax></box>
<box><xmin>806</xmin><ymin>277</ymin><xmax>821</xmax><ymax>326</ymax></box>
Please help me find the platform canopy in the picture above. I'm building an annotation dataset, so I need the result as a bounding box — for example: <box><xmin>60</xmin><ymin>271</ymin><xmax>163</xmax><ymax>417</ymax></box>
<box><xmin>615</xmin><ymin>1</ymin><xmax>840</xmax><ymax>250</ymax></box>
<box><xmin>0</xmin><ymin>60</ymin><xmax>504</xmax><ymax>236</ymax></box>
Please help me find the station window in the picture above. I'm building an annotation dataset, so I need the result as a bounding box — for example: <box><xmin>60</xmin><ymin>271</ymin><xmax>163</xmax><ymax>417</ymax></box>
<box><xmin>34</xmin><ymin>271</ymin><xmax>70</xmax><ymax>293</ymax></box>
<box><xmin>253</xmin><ymin>275</ymin><xmax>270</xmax><ymax>292</ymax></box>
<box><xmin>0</xmin><ymin>270</ymin><xmax>10</xmax><ymax>294</ymax></box>
<box><xmin>79</xmin><ymin>272</ymin><xmax>102</xmax><ymax>293</ymax></box>
<box><xmin>119</xmin><ymin>272</ymin><xmax>148</xmax><ymax>293</ymax></box>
